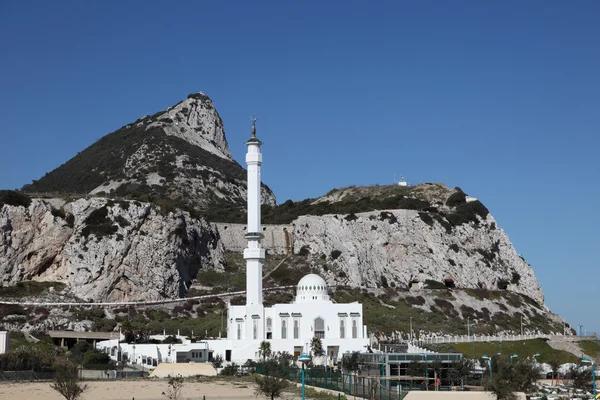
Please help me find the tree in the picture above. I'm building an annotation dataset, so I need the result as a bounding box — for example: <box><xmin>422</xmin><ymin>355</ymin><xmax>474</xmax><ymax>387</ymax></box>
<box><xmin>448</xmin><ymin>358</ymin><xmax>473</xmax><ymax>388</ymax></box>
<box><xmin>254</xmin><ymin>355</ymin><xmax>291</xmax><ymax>400</ymax></box>
<box><xmin>162</xmin><ymin>374</ymin><xmax>184</xmax><ymax>400</ymax></box>
<box><xmin>568</xmin><ymin>364</ymin><xmax>593</xmax><ymax>392</ymax></box>
<box><xmin>341</xmin><ymin>352</ymin><xmax>361</xmax><ymax>388</ymax></box>
<box><xmin>50</xmin><ymin>360</ymin><xmax>88</xmax><ymax>400</ymax></box>
<box><xmin>547</xmin><ymin>358</ymin><xmax>561</xmax><ymax>386</ymax></box>
<box><xmin>220</xmin><ymin>363</ymin><xmax>239</xmax><ymax>376</ymax></box>
<box><xmin>211</xmin><ymin>354</ymin><xmax>224</xmax><ymax>369</ymax></box>
<box><xmin>310</xmin><ymin>337</ymin><xmax>323</xmax><ymax>358</ymax></box>
<box><xmin>483</xmin><ymin>357</ymin><xmax>540</xmax><ymax>400</ymax></box>
<box><xmin>259</xmin><ymin>341</ymin><xmax>272</xmax><ymax>362</ymax></box>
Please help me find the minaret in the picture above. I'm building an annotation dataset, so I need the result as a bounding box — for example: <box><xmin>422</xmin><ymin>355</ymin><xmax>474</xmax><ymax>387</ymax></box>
<box><xmin>243</xmin><ymin>116</ymin><xmax>265</xmax><ymax>306</ymax></box>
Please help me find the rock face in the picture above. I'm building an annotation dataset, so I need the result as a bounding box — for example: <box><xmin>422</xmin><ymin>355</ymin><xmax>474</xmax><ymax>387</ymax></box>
<box><xmin>213</xmin><ymin>210</ymin><xmax>543</xmax><ymax>305</ymax></box>
<box><xmin>0</xmin><ymin>198</ymin><xmax>225</xmax><ymax>301</ymax></box>
<box><xmin>291</xmin><ymin>210</ymin><xmax>544</xmax><ymax>304</ymax></box>
<box><xmin>22</xmin><ymin>92</ymin><xmax>276</xmax><ymax>210</ymax></box>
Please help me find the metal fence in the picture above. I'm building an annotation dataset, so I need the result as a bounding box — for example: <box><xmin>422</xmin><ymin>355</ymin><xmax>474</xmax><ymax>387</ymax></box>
<box><xmin>255</xmin><ymin>364</ymin><xmax>415</xmax><ymax>400</ymax></box>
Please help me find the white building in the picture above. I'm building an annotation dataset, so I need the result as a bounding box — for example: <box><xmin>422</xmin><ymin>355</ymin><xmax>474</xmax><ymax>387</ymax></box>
<box><xmin>98</xmin><ymin>118</ymin><xmax>369</xmax><ymax>367</ymax></box>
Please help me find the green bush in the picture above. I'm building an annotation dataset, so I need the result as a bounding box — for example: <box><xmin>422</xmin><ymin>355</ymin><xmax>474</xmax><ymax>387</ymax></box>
<box><xmin>0</xmin><ymin>281</ymin><xmax>65</xmax><ymax>298</ymax></box>
<box><xmin>81</xmin><ymin>206</ymin><xmax>118</xmax><ymax>238</ymax></box>
<box><xmin>424</xmin><ymin>279</ymin><xmax>447</xmax><ymax>289</ymax></box>
<box><xmin>330</xmin><ymin>250</ymin><xmax>342</xmax><ymax>260</ymax></box>
<box><xmin>0</xmin><ymin>190</ymin><xmax>31</xmax><ymax>208</ymax></box>
<box><xmin>446</xmin><ymin>189</ymin><xmax>466</xmax><ymax>207</ymax></box>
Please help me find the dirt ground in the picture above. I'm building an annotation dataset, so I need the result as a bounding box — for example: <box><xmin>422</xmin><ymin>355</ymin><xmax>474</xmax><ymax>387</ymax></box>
<box><xmin>0</xmin><ymin>379</ymin><xmax>260</xmax><ymax>400</ymax></box>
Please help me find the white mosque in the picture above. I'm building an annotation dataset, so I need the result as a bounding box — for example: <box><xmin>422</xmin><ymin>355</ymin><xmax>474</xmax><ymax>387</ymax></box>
<box><xmin>98</xmin><ymin>118</ymin><xmax>369</xmax><ymax>367</ymax></box>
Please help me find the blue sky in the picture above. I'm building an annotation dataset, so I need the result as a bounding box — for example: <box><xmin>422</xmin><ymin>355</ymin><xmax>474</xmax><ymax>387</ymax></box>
<box><xmin>1</xmin><ymin>1</ymin><xmax>598</xmax><ymax>335</ymax></box>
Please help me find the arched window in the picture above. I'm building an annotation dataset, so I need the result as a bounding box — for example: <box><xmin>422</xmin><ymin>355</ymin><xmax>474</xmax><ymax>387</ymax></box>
<box><xmin>266</xmin><ymin>317</ymin><xmax>272</xmax><ymax>340</ymax></box>
<box><xmin>340</xmin><ymin>318</ymin><xmax>345</xmax><ymax>339</ymax></box>
<box><xmin>314</xmin><ymin>317</ymin><xmax>325</xmax><ymax>339</ymax></box>
<box><xmin>281</xmin><ymin>319</ymin><xmax>287</xmax><ymax>339</ymax></box>
<box><xmin>352</xmin><ymin>319</ymin><xmax>358</xmax><ymax>339</ymax></box>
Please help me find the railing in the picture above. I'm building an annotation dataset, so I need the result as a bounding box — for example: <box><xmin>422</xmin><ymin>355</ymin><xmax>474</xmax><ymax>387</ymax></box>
<box><xmin>255</xmin><ymin>364</ymin><xmax>417</xmax><ymax>399</ymax></box>
<box><xmin>410</xmin><ymin>333</ymin><xmax>597</xmax><ymax>346</ymax></box>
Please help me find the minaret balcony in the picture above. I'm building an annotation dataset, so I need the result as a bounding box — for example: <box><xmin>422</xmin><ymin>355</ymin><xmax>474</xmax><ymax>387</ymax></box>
<box><xmin>244</xmin><ymin>232</ymin><xmax>264</xmax><ymax>240</ymax></box>
<box><xmin>245</xmin><ymin>152</ymin><xmax>262</xmax><ymax>164</ymax></box>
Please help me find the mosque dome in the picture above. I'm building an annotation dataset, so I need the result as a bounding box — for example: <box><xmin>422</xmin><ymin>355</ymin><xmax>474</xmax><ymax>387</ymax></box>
<box><xmin>295</xmin><ymin>274</ymin><xmax>331</xmax><ymax>303</ymax></box>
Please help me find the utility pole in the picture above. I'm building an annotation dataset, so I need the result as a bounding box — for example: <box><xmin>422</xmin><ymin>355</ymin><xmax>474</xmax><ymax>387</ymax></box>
<box><xmin>409</xmin><ymin>317</ymin><xmax>413</xmax><ymax>342</ymax></box>
<box><xmin>521</xmin><ymin>316</ymin><xmax>523</xmax><ymax>336</ymax></box>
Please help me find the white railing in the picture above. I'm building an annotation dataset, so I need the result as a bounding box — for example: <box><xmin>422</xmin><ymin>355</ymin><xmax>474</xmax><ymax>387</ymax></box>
<box><xmin>415</xmin><ymin>333</ymin><xmax>551</xmax><ymax>345</ymax></box>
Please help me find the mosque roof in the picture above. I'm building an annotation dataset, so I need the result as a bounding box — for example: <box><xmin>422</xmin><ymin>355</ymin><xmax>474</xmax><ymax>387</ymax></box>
<box><xmin>295</xmin><ymin>274</ymin><xmax>331</xmax><ymax>303</ymax></box>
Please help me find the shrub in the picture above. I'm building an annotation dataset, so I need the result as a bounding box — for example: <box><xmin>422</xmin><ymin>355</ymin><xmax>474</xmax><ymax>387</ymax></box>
<box><xmin>445</xmin><ymin>189</ymin><xmax>466</xmax><ymax>207</ymax></box>
<box><xmin>220</xmin><ymin>363</ymin><xmax>239</xmax><ymax>376</ymax></box>
<box><xmin>65</xmin><ymin>213</ymin><xmax>75</xmax><ymax>228</ymax></box>
<box><xmin>81</xmin><ymin>206</ymin><xmax>118</xmax><ymax>238</ymax></box>
<box><xmin>51</xmin><ymin>360</ymin><xmax>88</xmax><ymax>400</ymax></box>
<box><xmin>380</xmin><ymin>276</ymin><xmax>389</xmax><ymax>288</ymax></box>
<box><xmin>405</xmin><ymin>296</ymin><xmax>426</xmax><ymax>306</ymax></box>
<box><xmin>51</xmin><ymin>207</ymin><xmax>66</xmax><ymax>219</ymax></box>
<box><xmin>344</xmin><ymin>213</ymin><xmax>358</xmax><ymax>221</ymax></box>
<box><xmin>424</xmin><ymin>279</ymin><xmax>447</xmax><ymax>290</ymax></box>
<box><xmin>418</xmin><ymin>212</ymin><xmax>434</xmax><ymax>226</ymax></box>
<box><xmin>114</xmin><ymin>215</ymin><xmax>130</xmax><ymax>227</ymax></box>
<box><xmin>511</xmin><ymin>272</ymin><xmax>521</xmax><ymax>285</ymax></box>
<box><xmin>298</xmin><ymin>246</ymin><xmax>310</xmax><ymax>257</ymax></box>
<box><xmin>0</xmin><ymin>190</ymin><xmax>31</xmax><ymax>208</ymax></box>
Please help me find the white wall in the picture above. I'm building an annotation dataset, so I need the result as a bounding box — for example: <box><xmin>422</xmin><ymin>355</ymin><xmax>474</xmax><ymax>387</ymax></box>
<box><xmin>0</xmin><ymin>331</ymin><xmax>8</xmax><ymax>354</ymax></box>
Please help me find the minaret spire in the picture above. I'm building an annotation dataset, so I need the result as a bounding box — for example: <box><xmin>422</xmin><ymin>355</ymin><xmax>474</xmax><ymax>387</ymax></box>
<box><xmin>243</xmin><ymin>116</ymin><xmax>265</xmax><ymax>306</ymax></box>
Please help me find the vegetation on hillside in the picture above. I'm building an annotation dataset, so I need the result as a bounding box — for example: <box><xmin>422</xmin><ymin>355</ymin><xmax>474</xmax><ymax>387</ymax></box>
<box><xmin>424</xmin><ymin>339</ymin><xmax>580</xmax><ymax>365</ymax></box>
<box><xmin>20</xmin><ymin>113</ymin><xmax>272</xmax><ymax>211</ymax></box>
<box><xmin>0</xmin><ymin>190</ymin><xmax>31</xmax><ymax>208</ymax></box>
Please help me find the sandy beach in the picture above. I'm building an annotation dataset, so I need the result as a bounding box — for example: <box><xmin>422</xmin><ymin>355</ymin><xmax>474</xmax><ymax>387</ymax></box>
<box><xmin>0</xmin><ymin>379</ymin><xmax>266</xmax><ymax>400</ymax></box>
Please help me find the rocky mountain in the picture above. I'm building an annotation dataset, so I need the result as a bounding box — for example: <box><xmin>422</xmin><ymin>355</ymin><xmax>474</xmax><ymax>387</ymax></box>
<box><xmin>22</xmin><ymin>93</ymin><xmax>276</xmax><ymax>210</ymax></box>
<box><xmin>0</xmin><ymin>196</ymin><xmax>225</xmax><ymax>301</ymax></box>
<box><xmin>215</xmin><ymin>183</ymin><xmax>544</xmax><ymax>304</ymax></box>
<box><xmin>0</xmin><ymin>91</ymin><xmax>560</xmax><ymax>335</ymax></box>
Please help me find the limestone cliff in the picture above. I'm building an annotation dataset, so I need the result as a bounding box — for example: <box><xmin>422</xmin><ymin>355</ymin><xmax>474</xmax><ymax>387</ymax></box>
<box><xmin>214</xmin><ymin>183</ymin><xmax>544</xmax><ymax>305</ymax></box>
<box><xmin>0</xmin><ymin>198</ymin><xmax>225</xmax><ymax>301</ymax></box>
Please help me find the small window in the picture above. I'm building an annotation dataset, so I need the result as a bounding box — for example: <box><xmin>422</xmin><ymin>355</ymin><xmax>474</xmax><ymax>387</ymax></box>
<box><xmin>340</xmin><ymin>318</ymin><xmax>345</xmax><ymax>339</ymax></box>
<box><xmin>294</xmin><ymin>318</ymin><xmax>300</xmax><ymax>339</ymax></box>
<box><xmin>352</xmin><ymin>319</ymin><xmax>358</xmax><ymax>338</ymax></box>
<box><xmin>281</xmin><ymin>319</ymin><xmax>287</xmax><ymax>339</ymax></box>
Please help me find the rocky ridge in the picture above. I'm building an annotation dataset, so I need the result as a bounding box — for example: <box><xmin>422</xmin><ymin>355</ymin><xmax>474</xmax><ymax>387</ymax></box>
<box><xmin>22</xmin><ymin>93</ymin><xmax>276</xmax><ymax>210</ymax></box>
<box><xmin>0</xmin><ymin>198</ymin><xmax>226</xmax><ymax>301</ymax></box>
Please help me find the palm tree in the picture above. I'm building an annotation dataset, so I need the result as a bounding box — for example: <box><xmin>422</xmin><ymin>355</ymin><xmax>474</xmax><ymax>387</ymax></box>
<box><xmin>310</xmin><ymin>337</ymin><xmax>323</xmax><ymax>358</ymax></box>
<box><xmin>258</xmin><ymin>341</ymin><xmax>272</xmax><ymax>362</ymax></box>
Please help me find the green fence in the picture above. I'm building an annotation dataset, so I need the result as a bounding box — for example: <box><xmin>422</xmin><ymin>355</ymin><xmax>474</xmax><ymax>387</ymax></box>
<box><xmin>255</xmin><ymin>364</ymin><xmax>409</xmax><ymax>399</ymax></box>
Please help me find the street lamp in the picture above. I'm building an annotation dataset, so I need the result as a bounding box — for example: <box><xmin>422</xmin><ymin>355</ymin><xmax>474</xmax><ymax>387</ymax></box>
<box><xmin>420</xmin><ymin>352</ymin><xmax>428</xmax><ymax>391</ymax></box>
<box><xmin>579</xmin><ymin>325</ymin><xmax>584</xmax><ymax>357</ymax></box>
<box><xmin>482</xmin><ymin>355</ymin><xmax>492</xmax><ymax>378</ymax></box>
<box><xmin>510</xmin><ymin>354</ymin><xmax>518</xmax><ymax>365</ymax></box>
<box><xmin>298</xmin><ymin>353</ymin><xmax>310</xmax><ymax>400</ymax></box>
<box><xmin>581</xmin><ymin>357</ymin><xmax>596</xmax><ymax>399</ymax></box>
<box><xmin>132</xmin><ymin>344</ymin><xmax>136</xmax><ymax>374</ymax></box>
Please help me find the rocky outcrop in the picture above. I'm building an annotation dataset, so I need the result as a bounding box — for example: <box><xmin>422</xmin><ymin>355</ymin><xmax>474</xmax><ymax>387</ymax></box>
<box><xmin>146</xmin><ymin>93</ymin><xmax>231</xmax><ymax>161</ymax></box>
<box><xmin>0</xmin><ymin>198</ymin><xmax>225</xmax><ymax>301</ymax></box>
<box><xmin>290</xmin><ymin>210</ymin><xmax>544</xmax><ymax>304</ymax></box>
<box><xmin>21</xmin><ymin>92</ymin><xmax>276</xmax><ymax>210</ymax></box>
